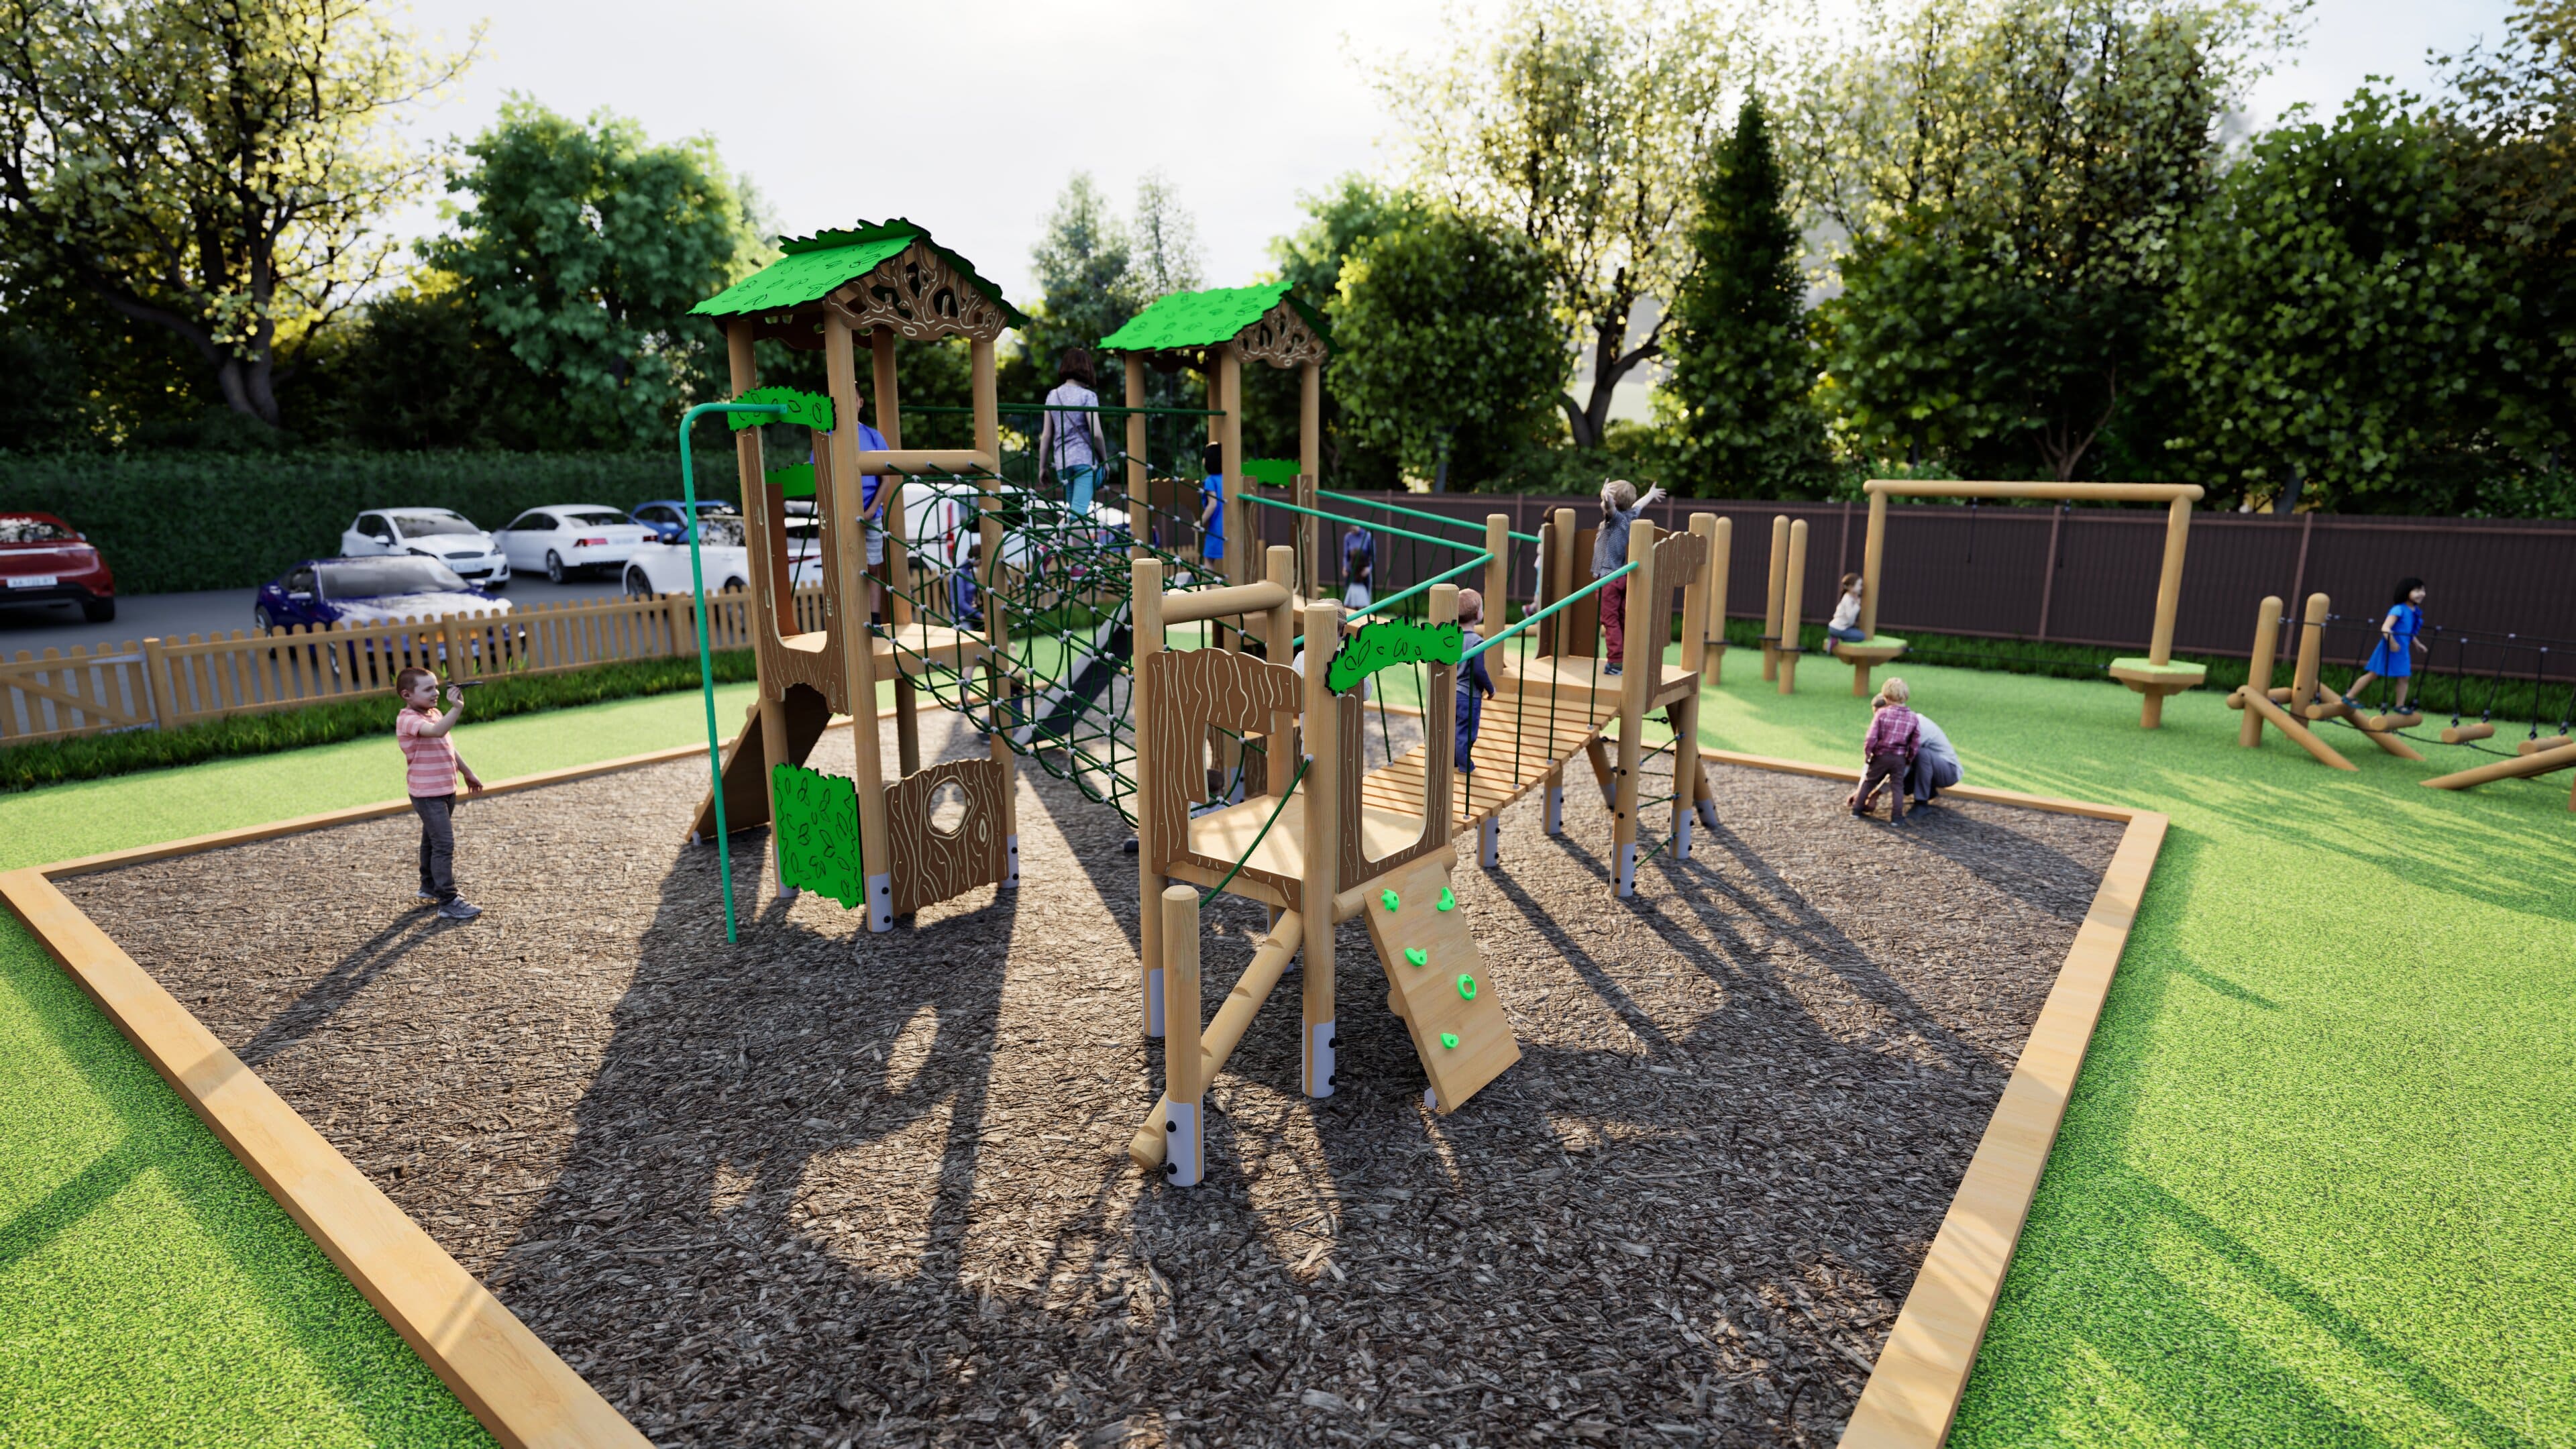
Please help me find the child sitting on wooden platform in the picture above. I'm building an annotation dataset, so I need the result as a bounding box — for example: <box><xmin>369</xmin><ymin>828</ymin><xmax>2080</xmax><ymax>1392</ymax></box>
<box><xmin>1848</xmin><ymin>676</ymin><xmax>1919</xmax><ymax>822</ymax></box>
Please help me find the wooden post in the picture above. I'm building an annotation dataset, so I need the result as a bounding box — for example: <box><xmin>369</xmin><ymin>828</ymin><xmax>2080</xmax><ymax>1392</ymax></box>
<box><xmin>1614</xmin><ymin>521</ymin><xmax>1657</xmax><ymax>896</ymax></box>
<box><xmin>2241</xmin><ymin>595</ymin><xmax>2282</xmax><ymax>749</ymax></box>
<box><xmin>1301</xmin><ymin>358</ymin><xmax>1323</xmax><ymax>596</ymax></box>
<box><xmin>1301</xmin><ymin>600</ymin><xmax>1340</xmax><ymax>1098</ymax></box>
<box><xmin>1699</xmin><ymin>514</ymin><xmax>1729</xmax><ymax>685</ymax></box>
<box><xmin>1134</xmin><ymin>558</ymin><xmax>1167</xmax><ymax>1037</ymax></box>
<box><xmin>1483</xmin><ymin>513</ymin><xmax>1510</xmax><ymax>637</ymax></box>
<box><xmin>871</xmin><ymin>327</ymin><xmax>922</xmax><ymax>780</ymax></box>
<box><xmin>1157</xmin><ymin>884</ymin><xmax>1205</xmax><ymax>1187</ymax></box>
<box><xmin>1763</xmin><ymin>515</ymin><xmax>1790</xmax><ymax>680</ymax></box>
<box><xmin>139</xmin><ymin>637</ymin><xmax>176</xmax><ymax>731</ymax></box>
<box><xmin>1124</xmin><ymin>353</ymin><xmax>1148</xmax><ymax>523</ymax></box>
<box><xmin>1265</xmin><ymin>545</ymin><xmax>1297</xmax><ymax>798</ymax></box>
<box><xmin>1219</xmin><ymin>343</ymin><xmax>1246</xmax><ymax>588</ymax></box>
<box><xmin>1860</xmin><ymin>491</ymin><xmax>1889</xmax><ymax>639</ymax></box>
<box><xmin>441</xmin><ymin>615</ymin><xmax>469</xmax><ymax>682</ymax></box>
<box><xmin>1778</xmin><ymin>519</ymin><xmax>1808</xmax><ymax>695</ymax></box>
<box><xmin>974</xmin><ymin>337</ymin><xmax>1018</xmax><ymax>889</ymax></box>
<box><xmin>727</xmin><ymin>319</ymin><xmax>795</xmax><ymax>894</ymax></box>
<box><xmin>1550</xmin><ymin>508</ymin><xmax>1578</xmax><ymax>659</ymax></box>
<box><xmin>825</xmin><ymin>311</ymin><xmax>894</xmax><ymax>931</ymax></box>
<box><xmin>2290</xmin><ymin>592</ymin><xmax>2329</xmax><ymax>712</ymax></box>
<box><xmin>2149</xmin><ymin>494</ymin><xmax>2193</xmax><ymax>667</ymax></box>
<box><xmin>1538</xmin><ymin>517</ymin><xmax>1566</xmax><ymax>835</ymax></box>
<box><xmin>1299</xmin><ymin>473</ymin><xmax>1320</xmax><ymax>600</ymax></box>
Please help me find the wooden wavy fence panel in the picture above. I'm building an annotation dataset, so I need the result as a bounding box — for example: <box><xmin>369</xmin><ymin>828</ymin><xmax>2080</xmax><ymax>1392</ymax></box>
<box><xmin>1</xmin><ymin>588</ymin><xmax>821</xmax><ymax>745</ymax></box>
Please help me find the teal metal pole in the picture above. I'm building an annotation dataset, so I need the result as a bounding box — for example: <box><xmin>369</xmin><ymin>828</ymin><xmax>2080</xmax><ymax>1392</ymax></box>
<box><xmin>678</xmin><ymin>400</ymin><xmax>787</xmax><ymax>944</ymax></box>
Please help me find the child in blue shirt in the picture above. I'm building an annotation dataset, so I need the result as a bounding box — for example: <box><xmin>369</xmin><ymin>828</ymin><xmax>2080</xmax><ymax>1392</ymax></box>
<box><xmin>1198</xmin><ymin>442</ymin><xmax>1224</xmax><ymax>564</ymax></box>
<box><xmin>1342</xmin><ymin>525</ymin><xmax>1375</xmax><ymax>610</ymax></box>
<box><xmin>2346</xmin><ymin>576</ymin><xmax>2428</xmax><ymax>710</ymax></box>
<box><xmin>1455</xmin><ymin>588</ymin><xmax>1497</xmax><ymax>773</ymax></box>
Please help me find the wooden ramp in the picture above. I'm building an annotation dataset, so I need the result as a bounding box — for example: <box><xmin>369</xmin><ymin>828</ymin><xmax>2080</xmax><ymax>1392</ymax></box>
<box><xmin>1362</xmin><ymin>854</ymin><xmax>1521</xmax><ymax>1113</ymax></box>
<box><xmin>686</xmin><ymin>686</ymin><xmax>831</xmax><ymax>841</ymax></box>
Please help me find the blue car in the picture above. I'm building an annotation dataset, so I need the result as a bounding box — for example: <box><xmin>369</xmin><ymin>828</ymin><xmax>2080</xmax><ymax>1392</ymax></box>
<box><xmin>630</xmin><ymin>498</ymin><xmax>737</xmax><ymax>543</ymax></box>
<box><xmin>254</xmin><ymin>555</ymin><xmax>513</xmax><ymax>633</ymax></box>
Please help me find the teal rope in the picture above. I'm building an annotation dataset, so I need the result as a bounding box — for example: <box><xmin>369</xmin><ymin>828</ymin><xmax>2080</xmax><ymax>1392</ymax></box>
<box><xmin>1199</xmin><ymin>756</ymin><xmax>1308</xmax><ymax>906</ymax></box>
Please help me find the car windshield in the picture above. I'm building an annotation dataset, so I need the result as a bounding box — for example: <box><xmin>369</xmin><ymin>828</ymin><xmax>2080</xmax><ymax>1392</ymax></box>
<box><xmin>694</xmin><ymin>515</ymin><xmax>747</xmax><ymax>547</ymax></box>
<box><xmin>390</xmin><ymin>513</ymin><xmax>477</xmax><ymax>537</ymax></box>
<box><xmin>0</xmin><ymin>517</ymin><xmax>75</xmax><ymax>544</ymax></box>
<box><xmin>565</xmin><ymin>509</ymin><xmax>629</xmax><ymax>527</ymax></box>
<box><xmin>317</xmin><ymin>557</ymin><xmax>469</xmax><ymax>598</ymax></box>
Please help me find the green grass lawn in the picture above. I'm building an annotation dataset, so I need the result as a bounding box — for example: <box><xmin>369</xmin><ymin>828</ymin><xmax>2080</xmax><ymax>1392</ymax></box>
<box><xmin>3</xmin><ymin>653</ymin><xmax>2571</xmax><ymax>1445</ymax></box>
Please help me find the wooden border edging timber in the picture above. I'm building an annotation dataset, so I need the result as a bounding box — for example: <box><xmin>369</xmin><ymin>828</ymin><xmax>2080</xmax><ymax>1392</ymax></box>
<box><xmin>3</xmin><ymin>711</ymin><xmax>2162</xmax><ymax>1449</ymax></box>
<box><xmin>1</xmin><ymin>706</ymin><xmax>893</xmax><ymax>1448</ymax></box>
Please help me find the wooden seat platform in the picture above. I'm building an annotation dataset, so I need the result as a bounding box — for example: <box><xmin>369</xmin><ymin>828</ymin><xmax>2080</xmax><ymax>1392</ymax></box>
<box><xmin>1831</xmin><ymin>633</ymin><xmax>1909</xmax><ymax>696</ymax></box>
<box><xmin>1163</xmin><ymin>789</ymin><xmax>1431</xmax><ymax>906</ymax></box>
<box><xmin>1497</xmin><ymin>655</ymin><xmax>1697</xmax><ymax>714</ymax></box>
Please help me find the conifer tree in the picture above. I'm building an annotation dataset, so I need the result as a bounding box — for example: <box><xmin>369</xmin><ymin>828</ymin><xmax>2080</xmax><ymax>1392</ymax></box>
<box><xmin>1662</xmin><ymin>95</ymin><xmax>1829</xmax><ymax>497</ymax></box>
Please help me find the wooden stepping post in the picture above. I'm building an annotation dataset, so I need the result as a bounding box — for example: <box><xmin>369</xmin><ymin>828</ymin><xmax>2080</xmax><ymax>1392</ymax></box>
<box><xmin>1156</xmin><ymin>885</ymin><xmax>1205</xmax><ymax>1186</ymax></box>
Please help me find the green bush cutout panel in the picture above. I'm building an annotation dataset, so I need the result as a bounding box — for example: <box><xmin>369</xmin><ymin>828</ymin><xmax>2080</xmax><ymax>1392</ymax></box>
<box><xmin>729</xmin><ymin>386</ymin><xmax>835</xmax><ymax>433</ymax></box>
<box><xmin>1330</xmin><ymin>619</ymin><xmax>1464</xmax><ymax>696</ymax></box>
<box><xmin>771</xmin><ymin>761</ymin><xmax>863</xmax><ymax>908</ymax></box>
<box><xmin>767</xmin><ymin>462</ymin><xmax>816</xmax><ymax>498</ymax></box>
<box><xmin>1242</xmin><ymin>458</ymin><xmax>1301</xmax><ymax>488</ymax></box>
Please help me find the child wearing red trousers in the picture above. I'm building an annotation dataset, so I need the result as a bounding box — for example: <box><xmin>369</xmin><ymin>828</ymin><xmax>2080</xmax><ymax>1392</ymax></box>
<box><xmin>1591</xmin><ymin>478</ymin><xmax>1666</xmax><ymax>676</ymax></box>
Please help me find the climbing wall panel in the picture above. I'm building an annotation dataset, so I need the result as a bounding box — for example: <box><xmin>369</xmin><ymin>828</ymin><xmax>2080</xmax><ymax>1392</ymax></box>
<box><xmin>1362</xmin><ymin>854</ymin><xmax>1520</xmax><ymax>1114</ymax></box>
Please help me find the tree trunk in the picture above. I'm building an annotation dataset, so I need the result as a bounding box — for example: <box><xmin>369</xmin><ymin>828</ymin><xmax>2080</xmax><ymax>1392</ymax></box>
<box><xmin>1562</xmin><ymin>313</ymin><xmax>1658</xmax><ymax>450</ymax></box>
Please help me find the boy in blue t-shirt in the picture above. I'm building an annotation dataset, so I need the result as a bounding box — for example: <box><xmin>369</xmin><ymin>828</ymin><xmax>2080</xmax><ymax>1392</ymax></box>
<box><xmin>1342</xmin><ymin>525</ymin><xmax>1375</xmax><ymax>610</ymax></box>
<box><xmin>1198</xmin><ymin>443</ymin><xmax>1224</xmax><ymax>564</ymax></box>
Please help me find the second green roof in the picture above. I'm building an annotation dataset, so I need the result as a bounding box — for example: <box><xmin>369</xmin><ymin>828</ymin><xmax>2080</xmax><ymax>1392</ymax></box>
<box><xmin>1099</xmin><ymin>282</ymin><xmax>1329</xmax><ymax>356</ymax></box>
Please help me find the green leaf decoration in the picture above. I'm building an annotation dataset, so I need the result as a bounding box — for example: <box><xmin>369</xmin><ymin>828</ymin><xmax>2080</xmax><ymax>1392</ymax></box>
<box><xmin>729</xmin><ymin>385</ymin><xmax>834</xmax><ymax>433</ymax></box>
<box><xmin>1403</xmin><ymin>947</ymin><xmax>1428</xmax><ymax>967</ymax></box>
<box><xmin>771</xmin><ymin>761</ymin><xmax>863</xmax><ymax>908</ymax></box>
<box><xmin>1328</xmin><ymin>619</ymin><xmax>1465</xmax><ymax>696</ymax></box>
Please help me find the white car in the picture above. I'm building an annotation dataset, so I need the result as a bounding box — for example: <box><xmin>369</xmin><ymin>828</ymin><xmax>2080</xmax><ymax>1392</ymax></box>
<box><xmin>496</xmin><ymin>504</ymin><xmax>658</xmax><ymax>583</ymax></box>
<box><xmin>623</xmin><ymin>513</ymin><xmax>827</xmax><ymax>597</ymax></box>
<box><xmin>340</xmin><ymin>508</ymin><xmax>508</xmax><ymax>587</ymax></box>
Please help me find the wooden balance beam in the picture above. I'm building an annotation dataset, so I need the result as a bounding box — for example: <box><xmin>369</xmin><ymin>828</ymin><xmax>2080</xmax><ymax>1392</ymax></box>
<box><xmin>2422</xmin><ymin>740</ymin><xmax>2576</xmax><ymax>792</ymax></box>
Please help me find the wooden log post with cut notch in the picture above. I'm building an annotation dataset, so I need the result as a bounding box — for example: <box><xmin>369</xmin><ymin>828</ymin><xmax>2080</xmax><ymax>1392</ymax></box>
<box><xmin>1302</xmin><ymin>599</ymin><xmax>1341</xmax><ymax>1098</ymax></box>
<box><xmin>1538</xmin><ymin>515</ymin><xmax>1568</xmax><ymax>835</ymax></box>
<box><xmin>1764</xmin><ymin>514</ymin><xmax>1790</xmax><ymax>681</ymax></box>
<box><xmin>2290</xmin><ymin>592</ymin><xmax>2330</xmax><ymax>714</ymax></box>
<box><xmin>1124</xmin><ymin>354</ymin><xmax>1148</xmax><ymax>527</ymax></box>
<box><xmin>727</xmin><ymin>319</ymin><xmax>795</xmax><ymax>883</ymax></box>
<box><xmin>973</xmin><ymin>337</ymin><xmax>1018</xmax><ymax>888</ymax></box>
<box><xmin>1301</xmin><ymin>357</ymin><xmax>1323</xmax><ymax>597</ymax></box>
<box><xmin>2239</xmin><ymin>596</ymin><xmax>2283</xmax><ymax>749</ymax></box>
<box><xmin>1778</xmin><ymin>519</ymin><xmax>1808</xmax><ymax>696</ymax></box>
<box><xmin>871</xmin><ymin>326</ymin><xmax>922</xmax><ymax>779</ymax></box>
<box><xmin>1699</xmin><ymin>513</ymin><xmax>1729</xmax><ymax>686</ymax></box>
<box><xmin>1614</xmin><ymin>520</ymin><xmax>1658</xmax><ymax>896</ymax></box>
<box><xmin>1157</xmin><ymin>884</ymin><xmax>1205</xmax><ymax>1187</ymax></box>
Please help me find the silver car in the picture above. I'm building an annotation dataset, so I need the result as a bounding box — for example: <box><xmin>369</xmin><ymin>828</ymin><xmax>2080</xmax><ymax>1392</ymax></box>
<box><xmin>340</xmin><ymin>508</ymin><xmax>510</xmax><ymax>588</ymax></box>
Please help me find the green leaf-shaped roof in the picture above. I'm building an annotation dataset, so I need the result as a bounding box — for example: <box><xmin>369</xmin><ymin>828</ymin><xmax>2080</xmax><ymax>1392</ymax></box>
<box><xmin>1099</xmin><ymin>281</ymin><xmax>1328</xmax><ymax>354</ymax></box>
<box><xmin>690</xmin><ymin>218</ymin><xmax>1028</xmax><ymax>328</ymax></box>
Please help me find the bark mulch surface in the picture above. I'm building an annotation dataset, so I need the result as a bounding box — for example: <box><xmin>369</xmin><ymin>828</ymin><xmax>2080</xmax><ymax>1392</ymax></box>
<box><xmin>68</xmin><ymin>713</ymin><xmax>2121</xmax><ymax>1448</ymax></box>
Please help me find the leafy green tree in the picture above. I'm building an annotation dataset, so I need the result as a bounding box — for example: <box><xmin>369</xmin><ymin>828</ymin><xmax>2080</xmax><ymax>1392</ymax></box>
<box><xmin>1794</xmin><ymin>0</ymin><xmax>2279</xmax><ymax>480</ymax></box>
<box><xmin>1373</xmin><ymin>0</ymin><xmax>1743</xmax><ymax>447</ymax></box>
<box><xmin>1661</xmin><ymin>95</ymin><xmax>1829</xmax><ymax>498</ymax></box>
<box><xmin>2161</xmin><ymin>90</ymin><xmax>2529</xmax><ymax>513</ymax></box>
<box><xmin>1244</xmin><ymin>175</ymin><xmax>1431</xmax><ymax>487</ymax></box>
<box><xmin>0</xmin><ymin>0</ymin><xmax>468</xmax><ymax>429</ymax></box>
<box><xmin>422</xmin><ymin>100</ymin><xmax>765</xmax><ymax>449</ymax></box>
<box><xmin>1014</xmin><ymin>172</ymin><xmax>1136</xmax><ymax>390</ymax></box>
<box><xmin>1330</xmin><ymin>210</ymin><xmax>1565</xmax><ymax>488</ymax></box>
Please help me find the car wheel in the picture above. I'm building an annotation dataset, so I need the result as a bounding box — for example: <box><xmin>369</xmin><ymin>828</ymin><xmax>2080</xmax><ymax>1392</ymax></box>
<box><xmin>253</xmin><ymin>605</ymin><xmax>276</xmax><ymax>633</ymax></box>
<box><xmin>722</xmin><ymin>577</ymin><xmax>747</xmax><ymax>592</ymax></box>
<box><xmin>81</xmin><ymin>596</ymin><xmax>115</xmax><ymax>623</ymax></box>
<box><xmin>545</xmin><ymin>549</ymin><xmax>567</xmax><ymax>584</ymax></box>
<box><xmin>625</xmin><ymin>567</ymin><xmax>654</xmax><ymax>598</ymax></box>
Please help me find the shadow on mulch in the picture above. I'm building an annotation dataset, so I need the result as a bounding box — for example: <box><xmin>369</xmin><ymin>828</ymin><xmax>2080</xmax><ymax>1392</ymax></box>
<box><xmin>66</xmin><ymin>712</ymin><xmax>2121</xmax><ymax>1448</ymax></box>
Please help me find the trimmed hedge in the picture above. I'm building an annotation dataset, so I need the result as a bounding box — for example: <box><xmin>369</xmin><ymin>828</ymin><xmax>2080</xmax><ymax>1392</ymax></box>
<box><xmin>0</xmin><ymin>648</ymin><xmax>757</xmax><ymax>792</ymax></box>
<box><xmin>0</xmin><ymin>450</ymin><xmax>739</xmax><ymax>596</ymax></box>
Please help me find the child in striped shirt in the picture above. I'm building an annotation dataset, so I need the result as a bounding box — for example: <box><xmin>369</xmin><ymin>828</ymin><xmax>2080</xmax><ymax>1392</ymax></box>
<box><xmin>396</xmin><ymin>667</ymin><xmax>484</xmax><ymax>920</ymax></box>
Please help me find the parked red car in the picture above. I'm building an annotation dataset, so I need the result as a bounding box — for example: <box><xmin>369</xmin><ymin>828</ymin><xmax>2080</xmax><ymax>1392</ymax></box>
<box><xmin>0</xmin><ymin>511</ymin><xmax>116</xmax><ymax>622</ymax></box>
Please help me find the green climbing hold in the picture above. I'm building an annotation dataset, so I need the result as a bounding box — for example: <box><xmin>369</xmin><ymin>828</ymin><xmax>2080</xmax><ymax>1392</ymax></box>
<box><xmin>1436</xmin><ymin>886</ymin><xmax>1456</xmax><ymax>912</ymax></box>
<box><xmin>1403</xmin><ymin>947</ymin><xmax>1428</xmax><ymax>967</ymax></box>
<box><xmin>1440</xmin><ymin>1032</ymin><xmax>1460</xmax><ymax>1050</ymax></box>
<box><xmin>1457</xmin><ymin>973</ymin><xmax>1478</xmax><ymax>1001</ymax></box>
<box><xmin>1381</xmin><ymin>889</ymin><xmax>1400</xmax><ymax>912</ymax></box>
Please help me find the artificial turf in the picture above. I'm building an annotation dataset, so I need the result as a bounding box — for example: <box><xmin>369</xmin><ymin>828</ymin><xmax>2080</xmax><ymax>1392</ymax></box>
<box><xmin>3</xmin><ymin>654</ymin><xmax>2571</xmax><ymax>1444</ymax></box>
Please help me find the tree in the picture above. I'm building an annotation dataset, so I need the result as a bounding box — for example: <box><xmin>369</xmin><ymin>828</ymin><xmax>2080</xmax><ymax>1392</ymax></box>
<box><xmin>0</xmin><ymin>0</ymin><xmax>468</xmax><ymax>427</ymax></box>
<box><xmin>1016</xmin><ymin>172</ymin><xmax>1136</xmax><ymax>387</ymax></box>
<box><xmin>1792</xmin><ymin>0</ymin><xmax>2282</xmax><ymax>480</ymax></box>
<box><xmin>1128</xmin><ymin>170</ymin><xmax>1204</xmax><ymax>303</ymax></box>
<box><xmin>1374</xmin><ymin>0</ymin><xmax>1742</xmax><ymax>447</ymax></box>
<box><xmin>1660</xmin><ymin>94</ymin><xmax>1829</xmax><ymax>497</ymax></box>
<box><xmin>2161</xmin><ymin>90</ymin><xmax>2530</xmax><ymax>513</ymax></box>
<box><xmin>422</xmin><ymin>101</ymin><xmax>765</xmax><ymax>449</ymax></box>
<box><xmin>1248</xmin><ymin>175</ymin><xmax>1432</xmax><ymax>486</ymax></box>
<box><xmin>1330</xmin><ymin>209</ymin><xmax>1566</xmax><ymax>488</ymax></box>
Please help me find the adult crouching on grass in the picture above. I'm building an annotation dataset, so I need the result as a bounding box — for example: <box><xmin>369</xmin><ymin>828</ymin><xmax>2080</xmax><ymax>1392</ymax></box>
<box><xmin>395</xmin><ymin>667</ymin><xmax>484</xmax><ymax>920</ymax></box>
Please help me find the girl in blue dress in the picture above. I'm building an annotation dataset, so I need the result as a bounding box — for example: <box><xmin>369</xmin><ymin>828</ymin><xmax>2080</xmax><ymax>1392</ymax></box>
<box><xmin>2347</xmin><ymin>577</ymin><xmax>2428</xmax><ymax>710</ymax></box>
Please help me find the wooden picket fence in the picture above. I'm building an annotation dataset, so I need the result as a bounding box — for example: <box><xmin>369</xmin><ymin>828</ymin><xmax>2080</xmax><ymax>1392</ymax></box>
<box><xmin>0</xmin><ymin>588</ymin><xmax>834</xmax><ymax>747</ymax></box>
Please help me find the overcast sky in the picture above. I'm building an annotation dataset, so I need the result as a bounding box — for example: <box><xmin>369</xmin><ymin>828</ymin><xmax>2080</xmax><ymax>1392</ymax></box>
<box><xmin>384</xmin><ymin>0</ymin><xmax>2520</xmax><ymax>305</ymax></box>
